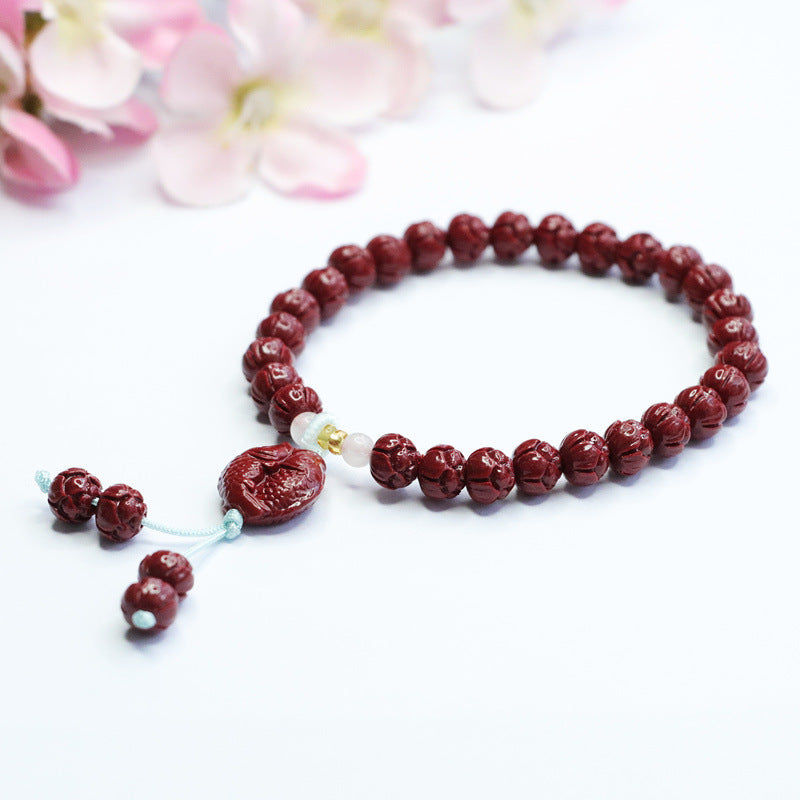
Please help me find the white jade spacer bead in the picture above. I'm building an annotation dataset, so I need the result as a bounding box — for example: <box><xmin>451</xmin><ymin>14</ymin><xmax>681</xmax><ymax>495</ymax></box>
<box><xmin>293</xmin><ymin>412</ymin><xmax>338</xmax><ymax>455</ymax></box>
<box><xmin>341</xmin><ymin>432</ymin><xmax>373</xmax><ymax>467</ymax></box>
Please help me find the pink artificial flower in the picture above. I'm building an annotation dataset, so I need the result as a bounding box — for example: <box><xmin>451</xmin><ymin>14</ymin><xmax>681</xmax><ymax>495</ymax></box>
<box><xmin>154</xmin><ymin>0</ymin><xmax>384</xmax><ymax>206</ymax></box>
<box><xmin>449</xmin><ymin>0</ymin><xmax>627</xmax><ymax>110</ymax></box>
<box><xmin>28</xmin><ymin>0</ymin><xmax>202</xmax><ymax>109</ymax></box>
<box><xmin>300</xmin><ymin>0</ymin><xmax>451</xmax><ymax>116</ymax></box>
<box><xmin>0</xmin><ymin>0</ymin><xmax>78</xmax><ymax>190</ymax></box>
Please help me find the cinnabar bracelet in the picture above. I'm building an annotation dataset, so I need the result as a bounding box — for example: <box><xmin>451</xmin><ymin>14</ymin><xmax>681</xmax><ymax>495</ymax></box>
<box><xmin>36</xmin><ymin>211</ymin><xmax>768</xmax><ymax>634</ymax></box>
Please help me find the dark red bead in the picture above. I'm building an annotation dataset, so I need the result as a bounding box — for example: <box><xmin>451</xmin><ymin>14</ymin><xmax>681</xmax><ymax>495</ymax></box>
<box><xmin>47</xmin><ymin>467</ymin><xmax>102</xmax><ymax>523</ymax></box>
<box><xmin>302</xmin><ymin>266</ymin><xmax>349</xmax><ymax>319</ymax></box>
<box><xmin>218</xmin><ymin>444</ymin><xmax>326</xmax><ymax>526</ymax></box>
<box><xmin>328</xmin><ymin>244</ymin><xmax>376</xmax><ymax>291</ymax></box>
<box><xmin>250</xmin><ymin>362</ymin><xmax>301</xmax><ymax>414</ymax></box>
<box><xmin>490</xmin><ymin>211</ymin><xmax>535</xmax><ymax>261</ymax></box>
<box><xmin>418</xmin><ymin>445</ymin><xmax>466</xmax><ymax>500</ymax></box>
<box><xmin>702</xmin><ymin>289</ymin><xmax>753</xmax><ymax>328</ymax></box>
<box><xmin>447</xmin><ymin>213</ymin><xmax>489</xmax><ymax>263</ymax></box>
<box><xmin>139</xmin><ymin>551</ymin><xmax>194</xmax><ymax>596</ymax></box>
<box><xmin>367</xmin><ymin>235</ymin><xmax>412</xmax><ymax>287</ymax></box>
<box><xmin>404</xmin><ymin>221</ymin><xmax>447</xmax><ymax>273</ymax></box>
<box><xmin>535</xmin><ymin>214</ymin><xmax>577</xmax><ymax>265</ymax></box>
<box><xmin>558</xmin><ymin>430</ymin><xmax>609</xmax><ymax>486</ymax></box>
<box><xmin>121</xmin><ymin>577</ymin><xmax>179</xmax><ymax>631</ymax></box>
<box><xmin>716</xmin><ymin>341</ymin><xmax>768</xmax><ymax>389</ymax></box>
<box><xmin>616</xmin><ymin>233</ymin><xmax>663</xmax><ymax>284</ymax></box>
<box><xmin>641</xmin><ymin>403</ymin><xmax>692</xmax><ymax>457</ymax></box>
<box><xmin>370</xmin><ymin>434</ymin><xmax>421</xmax><ymax>489</ymax></box>
<box><xmin>96</xmin><ymin>484</ymin><xmax>147</xmax><ymax>542</ymax></box>
<box><xmin>604</xmin><ymin>420</ymin><xmax>653</xmax><ymax>477</ymax></box>
<box><xmin>268</xmin><ymin>384</ymin><xmax>322</xmax><ymax>434</ymax></box>
<box><xmin>656</xmin><ymin>245</ymin><xmax>702</xmax><ymax>299</ymax></box>
<box><xmin>464</xmin><ymin>448</ymin><xmax>515</xmax><ymax>504</ymax></box>
<box><xmin>682</xmin><ymin>263</ymin><xmax>732</xmax><ymax>312</ymax></box>
<box><xmin>675</xmin><ymin>385</ymin><xmax>727</xmax><ymax>441</ymax></box>
<box><xmin>242</xmin><ymin>337</ymin><xmax>293</xmax><ymax>382</ymax></box>
<box><xmin>576</xmin><ymin>222</ymin><xmax>618</xmax><ymax>276</ymax></box>
<box><xmin>512</xmin><ymin>439</ymin><xmax>561</xmax><ymax>495</ymax></box>
<box><xmin>256</xmin><ymin>312</ymin><xmax>306</xmax><ymax>354</ymax></box>
<box><xmin>700</xmin><ymin>364</ymin><xmax>750</xmax><ymax>418</ymax></box>
<box><xmin>270</xmin><ymin>288</ymin><xmax>321</xmax><ymax>334</ymax></box>
<box><xmin>707</xmin><ymin>316</ymin><xmax>758</xmax><ymax>355</ymax></box>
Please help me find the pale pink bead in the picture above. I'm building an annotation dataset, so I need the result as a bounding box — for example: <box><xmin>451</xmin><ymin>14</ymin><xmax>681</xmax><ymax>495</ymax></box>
<box><xmin>290</xmin><ymin>411</ymin><xmax>317</xmax><ymax>446</ymax></box>
<box><xmin>341</xmin><ymin>432</ymin><xmax>373</xmax><ymax>468</ymax></box>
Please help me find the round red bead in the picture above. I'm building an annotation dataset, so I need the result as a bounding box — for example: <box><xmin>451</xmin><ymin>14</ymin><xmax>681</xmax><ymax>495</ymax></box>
<box><xmin>512</xmin><ymin>439</ymin><xmax>561</xmax><ymax>495</ymax></box>
<box><xmin>268</xmin><ymin>384</ymin><xmax>322</xmax><ymax>434</ymax></box>
<box><xmin>616</xmin><ymin>232</ymin><xmax>663</xmax><ymax>284</ymax></box>
<box><xmin>716</xmin><ymin>341</ymin><xmax>768</xmax><ymax>389</ymax></box>
<box><xmin>576</xmin><ymin>222</ymin><xmax>618</xmax><ymax>276</ymax></box>
<box><xmin>367</xmin><ymin>235</ymin><xmax>412</xmax><ymax>287</ymax></box>
<box><xmin>559</xmin><ymin>430</ymin><xmax>609</xmax><ymax>487</ymax></box>
<box><xmin>447</xmin><ymin>214</ymin><xmax>489</xmax><ymax>263</ymax></box>
<box><xmin>47</xmin><ymin>467</ymin><xmax>102</xmax><ymax>523</ymax></box>
<box><xmin>250</xmin><ymin>362</ymin><xmax>301</xmax><ymax>414</ymax></box>
<box><xmin>328</xmin><ymin>244</ymin><xmax>377</xmax><ymax>291</ymax></box>
<box><xmin>535</xmin><ymin>214</ymin><xmax>577</xmax><ymax>265</ymax></box>
<box><xmin>404</xmin><ymin>221</ymin><xmax>447</xmax><ymax>273</ymax></box>
<box><xmin>490</xmin><ymin>211</ymin><xmax>535</xmax><ymax>261</ymax></box>
<box><xmin>139</xmin><ymin>551</ymin><xmax>194</xmax><ymax>595</ymax></box>
<box><xmin>302</xmin><ymin>266</ymin><xmax>349</xmax><ymax>319</ymax></box>
<box><xmin>604</xmin><ymin>420</ymin><xmax>653</xmax><ymax>476</ymax></box>
<box><xmin>641</xmin><ymin>403</ymin><xmax>692</xmax><ymax>457</ymax></box>
<box><xmin>675</xmin><ymin>385</ymin><xmax>727</xmax><ymax>441</ymax></box>
<box><xmin>242</xmin><ymin>337</ymin><xmax>293</xmax><ymax>382</ymax></box>
<box><xmin>702</xmin><ymin>289</ymin><xmax>753</xmax><ymax>328</ymax></box>
<box><xmin>682</xmin><ymin>263</ymin><xmax>732</xmax><ymax>312</ymax></box>
<box><xmin>464</xmin><ymin>448</ymin><xmax>515</xmax><ymax>504</ymax></box>
<box><xmin>121</xmin><ymin>577</ymin><xmax>179</xmax><ymax>631</ymax></box>
<box><xmin>707</xmin><ymin>316</ymin><xmax>758</xmax><ymax>354</ymax></box>
<box><xmin>700</xmin><ymin>364</ymin><xmax>750</xmax><ymax>418</ymax></box>
<box><xmin>418</xmin><ymin>445</ymin><xmax>466</xmax><ymax>500</ymax></box>
<box><xmin>270</xmin><ymin>288</ymin><xmax>321</xmax><ymax>334</ymax></box>
<box><xmin>370</xmin><ymin>434</ymin><xmax>421</xmax><ymax>490</ymax></box>
<box><xmin>656</xmin><ymin>245</ymin><xmax>702</xmax><ymax>299</ymax></box>
<box><xmin>256</xmin><ymin>311</ymin><xmax>306</xmax><ymax>354</ymax></box>
<box><xmin>96</xmin><ymin>484</ymin><xmax>147</xmax><ymax>542</ymax></box>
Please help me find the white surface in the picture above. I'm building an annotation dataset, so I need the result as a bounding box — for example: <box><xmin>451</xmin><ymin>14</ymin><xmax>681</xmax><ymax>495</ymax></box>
<box><xmin>2</xmin><ymin>1</ymin><xmax>799</xmax><ymax>797</ymax></box>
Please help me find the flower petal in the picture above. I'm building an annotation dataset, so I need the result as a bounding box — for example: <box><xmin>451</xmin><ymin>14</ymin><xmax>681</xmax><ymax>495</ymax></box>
<box><xmin>160</xmin><ymin>26</ymin><xmax>241</xmax><ymax>116</ymax></box>
<box><xmin>302</xmin><ymin>32</ymin><xmax>391</xmax><ymax>126</ymax></box>
<box><xmin>469</xmin><ymin>17</ymin><xmax>547</xmax><ymax>110</ymax></box>
<box><xmin>0</xmin><ymin>0</ymin><xmax>25</xmax><ymax>44</ymax></box>
<box><xmin>0</xmin><ymin>29</ymin><xmax>25</xmax><ymax>102</ymax></box>
<box><xmin>228</xmin><ymin>0</ymin><xmax>306</xmax><ymax>77</ymax></box>
<box><xmin>383</xmin><ymin>24</ymin><xmax>430</xmax><ymax>118</ymax></box>
<box><xmin>29</xmin><ymin>22</ymin><xmax>143</xmax><ymax>109</ymax></box>
<box><xmin>0</xmin><ymin>107</ymin><xmax>79</xmax><ymax>190</ymax></box>
<box><xmin>105</xmin><ymin>0</ymin><xmax>204</xmax><ymax>67</ymax></box>
<box><xmin>258</xmin><ymin>122</ymin><xmax>366</xmax><ymax>199</ymax></box>
<box><xmin>153</xmin><ymin>122</ymin><xmax>257</xmax><ymax>206</ymax></box>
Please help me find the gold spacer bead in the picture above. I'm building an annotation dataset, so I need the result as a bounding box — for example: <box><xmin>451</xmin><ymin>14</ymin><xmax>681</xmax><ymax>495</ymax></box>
<box><xmin>328</xmin><ymin>429</ymin><xmax>348</xmax><ymax>456</ymax></box>
<box><xmin>317</xmin><ymin>424</ymin><xmax>337</xmax><ymax>451</ymax></box>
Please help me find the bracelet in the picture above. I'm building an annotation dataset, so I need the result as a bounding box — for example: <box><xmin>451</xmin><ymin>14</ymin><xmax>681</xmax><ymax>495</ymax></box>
<box><xmin>35</xmin><ymin>211</ymin><xmax>768</xmax><ymax>635</ymax></box>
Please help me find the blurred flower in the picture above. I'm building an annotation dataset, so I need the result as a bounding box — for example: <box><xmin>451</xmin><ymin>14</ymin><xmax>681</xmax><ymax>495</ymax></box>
<box><xmin>154</xmin><ymin>0</ymin><xmax>378</xmax><ymax>205</ymax></box>
<box><xmin>28</xmin><ymin>0</ymin><xmax>203</xmax><ymax>109</ymax></box>
<box><xmin>300</xmin><ymin>0</ymin><xmax>451</xmax><ymax>116</ymax></box>
<box><xmin>449</xmin><ymin>0</ymin><xmax>626</xmax><ymax>110</ymax></box>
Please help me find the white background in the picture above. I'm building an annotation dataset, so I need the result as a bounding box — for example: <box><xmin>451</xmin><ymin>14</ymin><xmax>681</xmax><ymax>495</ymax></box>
<box><xmin>2</xmin><ymin>1</ymin><xmax>799</xmax><ymax>797</ymax></box>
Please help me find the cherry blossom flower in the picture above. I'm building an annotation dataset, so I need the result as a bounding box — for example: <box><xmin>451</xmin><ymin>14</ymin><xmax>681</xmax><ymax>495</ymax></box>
<box><xmin>449</xmin><ymin>0</ymin><xmax>627</xmax><ymax>110</ymax></box>
<box><xmin>154</xmin><ymin>0</ymin><xmax>385</xmax><ymax>206</ymax></box>
<box><xmin>28</xmin><ymin>0</ymin><xmax>203</xmax><ymax>109</ymax></box>
<box><xmin>300</xmin><ymin>0</ymin><xmax>451</xmax><ymax>116</ymax></box>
